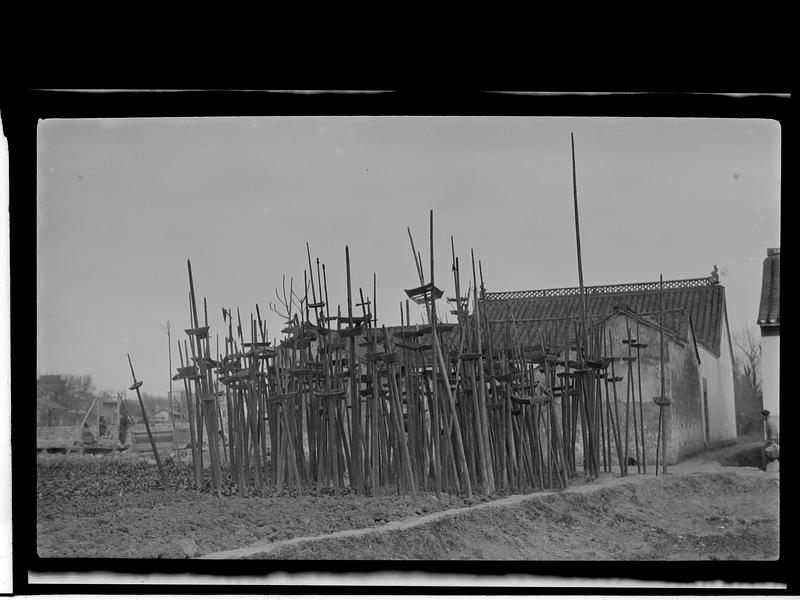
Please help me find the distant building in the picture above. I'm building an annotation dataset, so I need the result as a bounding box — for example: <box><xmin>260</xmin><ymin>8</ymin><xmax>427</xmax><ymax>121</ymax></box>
<box><xmin>757</xmin><ymin>248</ymin><xmax>780</xmax><ymax>420</ymax></box>
<box><xmin>36</xmin><ymin>395</ymin><xmax>70</xmax><ymax>427</ymax></box>
<box><xmin>133</xmin><ymin>406</ymin><xmax>191</xmax><ymax>454</ymax></box>
<box><xmin>150</xmin><ymin>406</ymin><xmax>188</xmax><ymax>424</ymax></box>
<box><xmin>478</xmin><ymin>271</ymin><xmax>737</xmax><ymax>463</ymax></box>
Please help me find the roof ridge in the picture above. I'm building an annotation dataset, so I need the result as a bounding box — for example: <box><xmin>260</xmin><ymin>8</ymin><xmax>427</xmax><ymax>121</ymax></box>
<box><xmin>484</xmin><ymin>276</ymin><xmax>719</xmax><ymax>301</ymax></box>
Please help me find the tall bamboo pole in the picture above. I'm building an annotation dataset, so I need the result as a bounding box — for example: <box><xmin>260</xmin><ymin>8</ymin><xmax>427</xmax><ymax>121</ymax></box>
<box><xmin>624</xmin><ymin>317</ymin><xmax>642</xmax><ymax>472</ymax></box>
<box><xmin>607</xmin><ymin>333</ymin><xmax>625</xmax><ymax>474</ymax></box>
<box><xmin>178</xmin><ymin>341</ymin><xmax>201</xmax><ymax>488</ymax></box>
<box><xmin>656</xmin><ymin>274</ymin><xmax>668</xmax><ymax>475</ymax></box>
<box><xmin>345</xmin><ymin>246</ymin><xmax>363</xmax><ymax>493</ymax></box>
<box><xmin>570</xmin><ymin>133</ymin><xmax>590</xmax><ymax>362</ymax></box>
<box><xmin>427</xmin><ymin>213</ymin><xmax>471</xmax><ymax>497</ymax></box>
<box><xmin>382</xmin><ymin>327</ymin><xmax>416</xmax><ymax>499</ymax></box>
<box><xmin>409</xmin><ymin>226</ymin><xmax>440</xmax><ymax>497</ymax></box>
<box><xmin>471</xmin><ymin>250</ymin><xmax>494</xmax><ymax>494</ymax></box>
<box><xmin>635</xmin><ymin>317</ymin><xmax>646</xmax><ymax>473</ymax></box>
<box><xmin>186</xmin><ymin>262</ymin><xmax>221</xmax><ymax>491</ymax></box>
<box><xmin>127</xmin><ymin>354</ymin><xmax>168</xmax><ymax>487</ymax></box>
<box><xmin>372</xmin><ymin>275</ymin><xmax>380</xmax><ymax>494</ymax></box>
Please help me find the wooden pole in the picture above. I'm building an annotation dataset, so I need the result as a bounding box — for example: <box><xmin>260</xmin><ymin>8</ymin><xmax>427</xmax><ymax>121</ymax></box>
<box><xmin>382</xmin><ymin>327</ymin><xmax>416</xmax><ymax>499</ymax></box>
<box><xmin>607</xmin><ymin>333</ymin><xmax>625</xmax><ymax>474</ymax></box>
<box><xmin>178</xmin><ymin>342</ymin><xmax>201</xmax><ymax>488</ymax></box>
<box><xmin>657</xmin><ymin>274</ymin><xmax>668</xmax><ymax>475</ymax></box>
<box><xmin>345</xmin><ymin>246</ymin><xmax>363</xmax><ymax>493</ymax></box>
<box><xmin>427</xmin><ymin>212</ymin><xmax>471</xmax><ymax>497</ymax></box>
<box><xmin>623</xmin><ymin>324</ymin><xmax>632</xmax><ymax>472</ymax></box>
<box><xmin>321</xmin><ymin>264</ymin><xmax>339</xmax><ymax>495</ymax></box>
<box><xmin>186</xmin><ymin>263</ymin><xmax>221</xmax><ymax>492</ymax></box>
<box><xmin>570</xmin><ymin>133</ymin><xmax>590</xmax><ymax>359</ymax></box>
<box><xmin>127</xmin><ymin>354</ymin><xmax>168</xmax><ymax>487</ymax></box>
<box><xmin>625</xmin><ymin>317</ymin><xmax>642</xmax><ymax>473</ymax></box>
<box><xmin>410</xmin><ymin>224</ymin><xmax>440</xmax><ymax>497</ymax></box>
<box><xmin>635</xmin><ymin>317</ymin><xmax>646</xmax><ymax>473</ymax></box>
<box><xmin>429</xmin><ymin>214</ymin><xmax>443</xmax><ymax>495</ymax></box>
<box><xmin>202</xmin><ymin>297</ymin><xmax>223</xmax><ymax>491</ymax></box>
<box><xmin>472</xmin><ymin>250</ymin><xmax>494</xmax><ymax>494</ymax></box>
<box><xmin>372</xmin><ymin>275</ymin><xmax>380</xmax><ymax>494</ymax></box>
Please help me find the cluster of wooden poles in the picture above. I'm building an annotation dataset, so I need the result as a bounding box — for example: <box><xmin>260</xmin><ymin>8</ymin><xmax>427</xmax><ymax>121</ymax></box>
<box><xmin>127</xmin><ymin>211</ymin><xmax>669</xmax><ymax>499</ymax></box>
<box><xmin>149</xmin><ymin>213</ymin><xmax>575</xmax><ymax>497</ymax></box>
<box><xmin>493</xmin><ymin>301</ymin><xmax>670</xmax><ymax>485</ymax></box>
<box><xmin>127</xmin><ymin>134</ymin><xmax>669</xmax><ymax>497</ymax></box>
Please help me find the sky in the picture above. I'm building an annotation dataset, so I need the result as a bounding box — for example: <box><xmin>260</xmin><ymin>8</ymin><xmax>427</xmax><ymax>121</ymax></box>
<box><xmin>36</xmin><ymin>116</ymin><xmax>781</xmax><ymax>395</ymax></box>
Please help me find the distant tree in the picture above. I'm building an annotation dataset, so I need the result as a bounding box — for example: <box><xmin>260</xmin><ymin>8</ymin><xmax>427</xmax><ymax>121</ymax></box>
<box><xmin>120</xmin><ymin>392</ymin><xmax>170</xmax><ymax>422</ymax></box>
<box><xmin>734</xmin><ymin>326</ymin><xmax>762</xmax><ymax>393</ymax></box>
<box><xmin>36</xmin><ymin>374</ymin><xmax>98</xmax><ymax>426</ymax></box>
<box><xmin>732</xmin><ymin>325</ymin><xmax>763</xmax><ymax>436</ymax></box>
<box><xmin>36</xmin><ymin>374</ymin><xmax>96</xmax><ymax>410</ymax></box>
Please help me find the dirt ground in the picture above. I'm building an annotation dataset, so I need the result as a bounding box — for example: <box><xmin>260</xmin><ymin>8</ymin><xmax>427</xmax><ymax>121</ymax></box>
<box><xmin>36</xmin><ymin>454</ymin><xmax>484</xmax><ymax>558</ymax></box>
<box><xmin>250</xmin><ymin>471</ymin><xmax>778</xmax><ymax>560</ymax></box>
<box><xmin>36</xmin><ymin>442</ymin><xmax>779</xmax><ymax>560</ymax></box>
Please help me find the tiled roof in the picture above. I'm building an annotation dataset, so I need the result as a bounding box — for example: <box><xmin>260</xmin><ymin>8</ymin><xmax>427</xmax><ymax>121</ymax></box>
<box><xmin>757</xmin><ymin>248</ymin><xmax>780</xmax><ymax>327</ymax></box>
<box><xmin>595</xmin><ymin>308</ymin><xmax>692</xmax><ymax>347</ymax></box>
<box><xmin>480</xmin><ymin>276</ymin><xmax>727</xmax><ymax>355</ymax></box>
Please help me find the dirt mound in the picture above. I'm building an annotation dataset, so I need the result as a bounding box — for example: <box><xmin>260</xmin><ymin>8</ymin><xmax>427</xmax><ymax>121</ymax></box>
<box><xmin>253</xmin><ymin>472</ymin><xmax>779</xmax><ymax>560</ymax></box>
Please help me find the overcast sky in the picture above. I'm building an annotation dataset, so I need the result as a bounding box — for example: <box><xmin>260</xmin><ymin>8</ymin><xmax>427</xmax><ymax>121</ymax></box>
<box><xmin>36</xmin><ymin>116</ymin><xmax>781</xmax><ymax>395</ymax></box>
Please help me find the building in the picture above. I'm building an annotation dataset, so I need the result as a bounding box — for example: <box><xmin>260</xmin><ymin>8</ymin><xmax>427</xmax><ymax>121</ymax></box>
<box><xmin>757</xmin><ymin>248</ymin><xmax>780</xmax><ymax>420</ymax></box>
<box><xmin>36</xmin><ymin>395</ymin><xmax>71</xmax><ymax>427</ymax></box>
<box><xmin>478</xmin><ymin>270</ymin><xmax>737</xmax><ymax>463</ymax></box>
<box><xmin>150</xmin><ymin>406</ymin><xmax>188</xmax><ymax>425</ymax></box>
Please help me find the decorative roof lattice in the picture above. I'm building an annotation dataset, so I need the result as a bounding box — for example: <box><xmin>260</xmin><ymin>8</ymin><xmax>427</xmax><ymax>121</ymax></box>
<box><xmin>484</xmin><ymin>276</ymin><xmax>718</xmax><ymax>302</ymax></box>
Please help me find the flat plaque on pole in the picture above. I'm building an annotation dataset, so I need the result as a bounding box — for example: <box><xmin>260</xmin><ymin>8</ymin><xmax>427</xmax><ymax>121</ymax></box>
<box><xmin>184</xmin><ymin>326</ymin><xmax>210</xmax><ymax>338</ymax></box>
<box><xmin>313</xmin><ymin>389</ymin><xmax>347</xmax><ymax>399</ymax></box>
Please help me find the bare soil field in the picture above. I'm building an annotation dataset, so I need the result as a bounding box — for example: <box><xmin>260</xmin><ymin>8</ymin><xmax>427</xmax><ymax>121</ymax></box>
<box><xmin>36</xmin><ymin>444</ymin><xmax>779</xmax><ymax>560</ymax></box>
<box><xmin>36</xmin><ymin>454</ymin><xmax>485</xmax><ymax>558</ymax></box>
<box><xmin>252</xmin><ymin>471</ymin><xmax>779</xmax><ymax>560</ymax></box>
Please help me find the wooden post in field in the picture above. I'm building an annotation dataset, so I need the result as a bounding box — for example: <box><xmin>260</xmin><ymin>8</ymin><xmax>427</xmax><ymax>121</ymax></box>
<box><xmin>186</xmin><ymin>261</ymin><xmax>221</xmax><ymax>492</ymax></box>
<box><xmin>428</xmin><ymin>212</ymin><xmax>471</xmax><ymax>498</ymax></box>
<box><xmin>606</xmin><ymin>332</ymin><xmax>625</xmax><ymax>474</ymax></box>
<box><xmin>127</xmin><ymin>354</ymin><xmax>168</xmax><ymax>488</ymax></box>
<box><xmin>655</xmin><ymin>274</ymin><xmax>669</xmax><ymax>476</ymax></box>
<box><xmin>472</xmin><ymin>249</ymin><xmax>494</xmax><ymax>494</ymax></box>
<box><xmin>570</xmin><ymin>133</ymin><xmax>590</xmax><ymax>357</ymax></box>
<box><xmin>408</xmin><ymin>226</ymin><xmax>441</xmax><ymax>497</ymax></box>
<box><xmin>345</xmin><ymin>246</ymin><xmax>363</xmax><ymax>493</ymax></box>
<box><xmin>635</xmin><ymin>317</ymin><xmax>647</xmax><ymax>473</ymax></box>
<box><xmin>177</xmin><ymin>342</ymin><xmax>201</xmax><ymax>488</ymax></box>
<box><xmin>372</xmin><ymin>275</ymin><xmax>380</xmax><ymax>494</ymax></box>
<box><xmin>428</xmin><ymin>219</ymin><xmax>442</xmax><ymax>497</ymax></box>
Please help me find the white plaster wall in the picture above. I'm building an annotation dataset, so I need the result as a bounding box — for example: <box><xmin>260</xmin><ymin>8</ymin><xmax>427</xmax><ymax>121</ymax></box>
<box><xmin>717</xmin><ymin>324</ymin><xmax>738</xmax><ymax>440</ymax></box>
<box><xmin>698</xmin><ymin>324</ymin><xmax>737</xmax><ymax>442</ymax></box>
<box><xmin>761</xmin><ymin>333</ymin><xmax>780</xmax><ymax>416</ymax></box>
<box><xmin>698</xmin><ymin>348</ymin><xmax>721</xmax><ymax>440</ymax></box>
